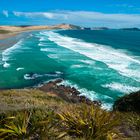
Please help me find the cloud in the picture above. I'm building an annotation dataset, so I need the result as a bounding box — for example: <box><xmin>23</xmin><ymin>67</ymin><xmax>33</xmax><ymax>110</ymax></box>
<box><xmin>13</xmin><ymin>11</ymin><xmax>68</xmax><ymax>20</ymax></box>
<box><xmin>2</xmin><ymin>10</ymin><xmax>9</xmax><ymax>17</ymax></box>
<box><xmin>109</xmin><ymin>4</ymin><xmax>135</xmax><ymax>8</ymax></box>
<box><xmin>7</xmin><ymin>10</ymin><xmax>140</xmax><ymax>28</ymax></box>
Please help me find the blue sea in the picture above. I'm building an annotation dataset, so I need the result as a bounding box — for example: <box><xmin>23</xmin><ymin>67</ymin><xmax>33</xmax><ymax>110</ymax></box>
<box><xmin>0</xmin><ymin>29</ymin><xmax>140</xmax><ymax>109</ymax></box>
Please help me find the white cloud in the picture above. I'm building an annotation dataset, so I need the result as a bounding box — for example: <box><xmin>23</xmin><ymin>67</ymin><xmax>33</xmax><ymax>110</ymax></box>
<box><xmin>12</xmin><ymin>10</ymin><xmax>140</xmax><ymax>28</ymax></box>
<box><xmin>2</xmin><ymin>10</ymin><xmax>9</xmax><ymax>17</ymax></box>
<box><xmin>13</xmin><ymin>11</ymin><xmax>68</xmax><ymax>19</ymax></box>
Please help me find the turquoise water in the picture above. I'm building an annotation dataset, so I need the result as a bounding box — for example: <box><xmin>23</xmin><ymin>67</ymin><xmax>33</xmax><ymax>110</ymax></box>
<box><xmin>0</xmin><ymin>29</ymin><xmax>140</xmax><ymax>109</ymax></box>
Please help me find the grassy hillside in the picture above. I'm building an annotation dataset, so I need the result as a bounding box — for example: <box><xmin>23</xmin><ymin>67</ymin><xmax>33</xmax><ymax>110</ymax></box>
<box><xmin>0</xmin><ymin>29</ymin><xmax>11</xmax><ymax>34</ymax></box>
<box><xmin>0</xmin><ymin>89</ymin><xmax>140</xmax><ymax>140</ymax></box>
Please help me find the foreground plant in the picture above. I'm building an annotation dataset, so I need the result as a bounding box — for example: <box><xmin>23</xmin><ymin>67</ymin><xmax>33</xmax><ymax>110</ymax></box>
<box><xmin>0</xmin><ymin>111</ymin><xmax>32</xmax><ymax>139</ymax></box>
<box><xmin>0</xmin><ymin>109</ymin><xmax>58</xmax><ymax>140</ymax></box>
<box><xmin>57</xmin><ymin>105</ymin><xmax>120</xmax><ymax>140</ymax></box>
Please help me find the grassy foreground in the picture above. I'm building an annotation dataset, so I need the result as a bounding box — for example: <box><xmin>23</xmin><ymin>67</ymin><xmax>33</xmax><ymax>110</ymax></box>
<box><xmin>0</xmin><ymin>30</ymin><xmax>11</xmax><ymax>34</ymax></box>
<box><xmin>0</xmin><ymin>89</ymin><xmax>140</xmax><ymax>140</ymax></box>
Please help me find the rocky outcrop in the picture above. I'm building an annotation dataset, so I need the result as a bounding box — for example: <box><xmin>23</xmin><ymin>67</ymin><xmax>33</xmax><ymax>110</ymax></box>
<box><xmin>38</xmin><ymin>79</ymin><xmax>101</xmax><ymax>106</ymax></box>
<box><xmin>113</xmin><ymin>90</ymin><xmax>140</xmax><ymax>113</ymax></box>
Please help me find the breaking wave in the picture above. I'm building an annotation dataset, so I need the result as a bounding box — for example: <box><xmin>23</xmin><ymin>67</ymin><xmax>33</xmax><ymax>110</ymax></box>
<box><xmin>2</xmin><ymin>40</ymin><xmax>23</xmax><ymax>68</ymax></box>
<box><xmin>24</xmin><ymin>71</ymin><xmax>63</xmax><ymax>80</ymax></box>
<box><xmin>58</xmin><ymin>80</ymin><xmax>113</xmax><ymax>110</ymax></box>
<box><xmin>42</xmin><ymin>31</ymin><xmax>140</xmax><ymax>82</ymax></box>
<box><xmin>102</xmin><ymin>82</ymin><xmax>139</xmax><ymax>94</ymax></box>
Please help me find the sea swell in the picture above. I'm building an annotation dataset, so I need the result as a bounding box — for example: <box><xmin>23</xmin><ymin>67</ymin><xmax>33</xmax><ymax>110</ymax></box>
<box><xmin>0</xmin><ymin>30</ymin><xmax>139</xmax><ymax>110</ymax></box>
<box><xmin>58</xmin><ymin>80</ymin><xmax>113</xmax><ymax>110</ymax></box>
<box><xmin>36</xmin><ymin>30</ymin><xmax>140</xmax><ymax>109</ymax></box>
<box><xmin>43</xmin><ymin>31</ymin><xmax>140</xmax><ymax>83</ymax></box>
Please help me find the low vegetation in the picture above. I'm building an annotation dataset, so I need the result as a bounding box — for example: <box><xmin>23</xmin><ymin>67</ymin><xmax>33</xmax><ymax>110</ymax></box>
<box><xmin>0</xmin><ymin>89</ymin><xmax>140</xmax><ymax>140</ymax></box>
<box><xmin>0</xmin><ymin>30</ymin><xmax>11</xmax><ymax>34</ymax></box>
<box><xmin>113</xmin><ymin>90</ymin><xmax>140</xmax><ymax>113</ymax></box>
<box><xmin>57</xmin><ymin>105</ymin><xmax>120</xmax><ymax>140</ymax></box>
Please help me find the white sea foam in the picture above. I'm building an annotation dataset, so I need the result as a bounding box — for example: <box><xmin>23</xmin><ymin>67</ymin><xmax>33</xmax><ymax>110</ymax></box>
<box><xmin>24</xmin><ymin>72</ymin><xmax>63</xmax><ymax>80</ymax></box>
<box><xmin>40</xmin><ymin>48</ymin><xmax>58</xmax><ymax>52</ymax></box>
<box><xmin>2</xmin><ymin>40</ymin><xmax>23</xmax><ymax>68</ymax></box>
<box><xmin>38</xmin><ymin>42</ymin><xmax>53</xmax><ymax>46</ymax></box>
<box><xmin>39</xmin><ymin>37</ymin><xmax>47</xmax><ymax>41</ymax></box>
<box><xmin>71</xmin><ymin>64</ymin><xmax>83</xmax><ymax>68</ymax></box>
<box><xmin>80</xmin><ymin>60</ymin><xmax>95</xmax><ymax>65</ymax></box>
<box><xmin>24</xmin><ymin>74</ymin><xmax>36</xmax><ymax>80</ymax></box>
<box><xmin>3</xmin><ymin>62</ymin><xmax>10</xmax><ymax>68</ymax></box>
<box><xmin>55</xmin><ymin>71</ymin><xmax>63</xmax><ymax>74</ymax></box>
<box><xmin>38</xmin><ymin>43</ymin><xmax>47</xmax><ymax>46</ymax></box>
<box><xmin>47</xmin><ymin>54</ymin><xmax>59</xmax><ymax>59</ymax></box>
<box><xmin>2</xmin><ymin>40</ymin><xmax>23</xmax><ymax>57</ymax></box>
<box><xmin>58</xmin><ymin>80</ymin><xmax>113</xmax><ymax>110</ymax></box>
<box><xmin>44</xmin><ymin>31</ymin><xmax>140</xmax><ymax>82</ymax></box>
<box><xmin>102</xmin><ymin>82</ymin><xmax>140</xmax><ymax>94</ymax></box>
<box><xmin>16</xmin><ymin>67</ymin><xmax>24</xmax><ymax>71</ymax></box>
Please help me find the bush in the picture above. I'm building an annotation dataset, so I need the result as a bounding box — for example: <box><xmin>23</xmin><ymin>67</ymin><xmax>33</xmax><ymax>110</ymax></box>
<box><xmin>113</xmin><ymin>91</ymin><xmax>140</xmax><ymax>113</ymax></box>
<box><xmin>57</xmin><ymin>105</ymin><xmax>120</xmax><ymax>140</ymax></box>
<box><xmin>124</xmin><ymin>112</ymin><xmax>140</xmax><ymax>132</ymax></box>
<box><xmin>0</xmin><ymin>30</ymin><xmax>10</xmax><ymax>34</ymax></box>
<box><xmin>0</xmin><ymin>109</ymin><xmax>58</xmax><ymax>140</ymax></box>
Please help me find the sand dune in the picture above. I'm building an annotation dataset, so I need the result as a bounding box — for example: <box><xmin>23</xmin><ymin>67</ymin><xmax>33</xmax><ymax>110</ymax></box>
<box><xmin>0</xmin><ymin>24</ymin><xmax>81</xmax><ymax>40</ymax></box>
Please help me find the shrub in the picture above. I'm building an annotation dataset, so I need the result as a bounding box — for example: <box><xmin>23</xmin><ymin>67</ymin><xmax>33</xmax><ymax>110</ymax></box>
<box><xmin>125</xmin><ymin>113</ymin><xmax>140</xmax><ymax>132</ymax></box>
<box><xmin>0</xmin><ymin>109</ymin><xmax>58</xmax><ymax>140</ymax></box>
<box><xmin>57</xmin><ymin>105</ymin><xmax>120</xmax><ymax>140</ymax></box>
<box><xmin>0</xmin><ymin>30</ymin><xmax>10</xmax><ymax>34</ymax></box>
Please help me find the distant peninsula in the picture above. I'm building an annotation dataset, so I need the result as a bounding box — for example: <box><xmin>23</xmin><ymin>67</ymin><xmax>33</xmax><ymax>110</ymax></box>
<box><xmin>120</xmin><ymin>27</ymin><xmax>140</xmax><ymax>31</ymax></box>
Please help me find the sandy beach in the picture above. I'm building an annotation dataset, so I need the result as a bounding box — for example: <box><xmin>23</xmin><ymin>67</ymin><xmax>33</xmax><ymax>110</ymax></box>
<box><xmin>0</xmin><ymin>24</ymin><xmax>80</xmax><ymax>40</ymax></box>
<box><xmin>0</xmin><ymin>32</ymin><xmax>20</xmax><ymax>40</ymax></box>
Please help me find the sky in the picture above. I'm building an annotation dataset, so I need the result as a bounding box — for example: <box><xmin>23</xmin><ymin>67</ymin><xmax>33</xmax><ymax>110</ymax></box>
<box><xmin>0</xmin><ymin>0</ymin><xmax>140</xmax><ymax>28</ymax></box>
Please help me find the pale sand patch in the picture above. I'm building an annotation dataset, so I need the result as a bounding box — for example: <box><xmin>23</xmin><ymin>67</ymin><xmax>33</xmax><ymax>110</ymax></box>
<box><xmin>0</xmin><ymin>24</ymin><xmax>80</xmax><ymax>40</ymax></box>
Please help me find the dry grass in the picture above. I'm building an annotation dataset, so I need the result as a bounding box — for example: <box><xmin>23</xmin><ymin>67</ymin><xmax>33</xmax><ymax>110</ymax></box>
<box><xmin>0</xmin><ymin>89</ymin><xmax>69</xmax><ymax>113</ymax></box>
<box><xmin>0</xmin><ymin>89</ymin><xmax>140</xmax><ymax>140</ymax></box>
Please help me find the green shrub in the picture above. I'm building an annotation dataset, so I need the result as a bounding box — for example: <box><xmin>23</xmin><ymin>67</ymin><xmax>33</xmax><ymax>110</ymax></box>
<box><xmin>126</xmin><ymin>113</ymin><xmax>140</xmax><ymax>131</ymax></box>
<box><xmin>0</xmin><ymin>30</ymin><xmax>10</xmax><ymax>34</ymax></box>
<box><xmin>0</xmin><ymin>109</ymin><xmax>58</xmax><ymax>140</ymax></box>
<box><xmin>57</xmin><ymin>105</ymin><xmax>120</xmax><ymax>140</ymax></box>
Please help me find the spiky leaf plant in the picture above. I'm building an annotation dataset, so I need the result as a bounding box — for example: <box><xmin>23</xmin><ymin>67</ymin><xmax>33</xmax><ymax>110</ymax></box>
<box><xmin>0</xmin><ymin>109</ymin><xmax>58</xmax><ymax>140</ymax></box>
<box><xmin>57</xmin><ymin>105</ymin><xmax>120</xmax><ymax>140</ymax></box>
<box><xmin>0</xmin><ymin>111</ymin><xmax>32</xmax><ymax>139</ymax></box>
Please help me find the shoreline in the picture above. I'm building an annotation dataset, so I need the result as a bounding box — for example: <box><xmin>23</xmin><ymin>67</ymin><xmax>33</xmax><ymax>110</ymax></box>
<box><xmin>0</xmin><ymin>24</ymin><xmax>80</xmax><ymax>40</ymax></box>
<box><xmin>0</xmin><ymin>32</ymin><xmax>20</xmax><ymax>40</ymax></box>
<box><xmin>0</xmin><ymin>78</ymin><xmax>102</xmax><ymax>108</ymax></box>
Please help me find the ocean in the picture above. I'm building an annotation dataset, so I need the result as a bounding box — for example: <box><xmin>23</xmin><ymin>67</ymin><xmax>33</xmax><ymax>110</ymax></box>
<box><xmin>0</xmin><ymin>29</ymin><xmax>140</xmax><ymax>109</ymax></box>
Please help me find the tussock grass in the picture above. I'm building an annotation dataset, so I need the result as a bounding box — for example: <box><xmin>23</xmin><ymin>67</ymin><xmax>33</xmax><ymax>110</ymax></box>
<box><xmin>0</xmin><ymin>89</ymin><xmax>140</xmax><ymax>140</ymax></box>
<box><xmin>0</xmin><ymin>30</ymin><xmax>11</xmax><ymax>34</ymax></box>
<box><xmin>57</xmin><ymin>105</ymin><xmax>120</xmax><ymax>140</ymax></box>
<box><xmin>0</xmin><ymin>109</ymin><xmax>59</xmax><ymax>140</ymax></box>
<box><xmin>0</xmin><ymin>89</ymin><xmax>65</xmax><ymax>113</ymax></box>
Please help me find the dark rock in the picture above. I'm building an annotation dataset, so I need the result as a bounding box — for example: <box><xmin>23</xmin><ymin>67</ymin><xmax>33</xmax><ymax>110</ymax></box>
<box><xmin>113</xmin><ymin>90</ymin><xmax>140</xmax><ymax>113</ymax></box>
<box><xmin>38</xmin><ymin>79</ymin><xmax>101</xmax><ymax>106</ymax></box>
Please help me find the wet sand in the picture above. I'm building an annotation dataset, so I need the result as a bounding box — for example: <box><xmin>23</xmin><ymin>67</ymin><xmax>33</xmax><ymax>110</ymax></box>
<box><xmin>0</xmin><ymin>32</ymin><xmax>19</xmax><ymax>40</ymax></box>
